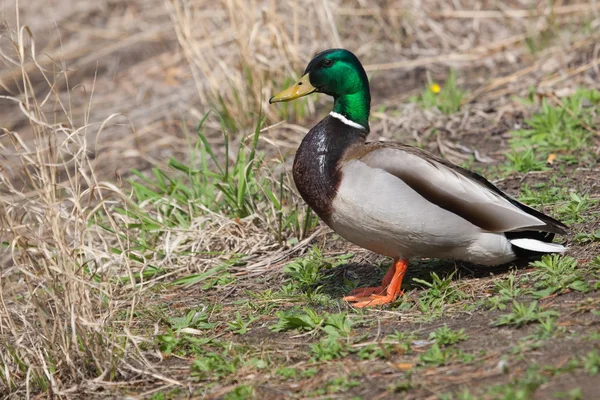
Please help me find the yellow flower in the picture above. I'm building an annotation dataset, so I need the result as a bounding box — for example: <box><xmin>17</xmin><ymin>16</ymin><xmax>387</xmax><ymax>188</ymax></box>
<box><xmin>429</xmin><ymin>83</ymin><xmax>441</xmax><ymax>94</ymax></box>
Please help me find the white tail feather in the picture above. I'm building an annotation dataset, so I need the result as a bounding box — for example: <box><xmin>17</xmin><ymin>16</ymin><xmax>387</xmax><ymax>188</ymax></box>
<box><xmin>510</xmin><ymin>238</ymin><xmax>566</xmax><ymax>253</ymax></box>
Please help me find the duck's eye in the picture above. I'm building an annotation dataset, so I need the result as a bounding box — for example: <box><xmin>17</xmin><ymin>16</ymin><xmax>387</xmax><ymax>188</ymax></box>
<box><xmin>322</xmin><ymin>59</ymin><xmax>333</xmax><ymax>67</ymax></box>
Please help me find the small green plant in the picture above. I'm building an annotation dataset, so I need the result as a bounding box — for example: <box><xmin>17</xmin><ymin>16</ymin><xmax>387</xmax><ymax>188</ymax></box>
<box><xmin>270</xmin><ymin>307</ymin><xmax>325</xmax><ymax>332</ymax></box>
<box><xmin>533</xmin><ymin>316</ymin><xmax>563</xmax><ymax>339</ymax></box>
<box><xmin>574</xmin><ymin>230</ymin><xmax>600</xmax><ymax>244</ymax></box>
<box><xmin>582</xmin><ymin>350</ymin><xmax>600</xmax><ymax>375</ymax></box>
<box><xmin>168</xmin><ymin>308</ymin><xmax>216</xmax><ymax>332</ymax></box>
<box><xmin>553</xmin><ymin>388</ymin><xmax>583</xmax><ymax>400</ymax></box>
<box><xmin>411</xmin><ymin>70</ymin><xmax>465</xmax><ymax>114</ymax></box>
<box><xmin>282</xmin><ymin>248</ymin><xmax>353</xmax><ymax>294</ymax></box>
<box><xmin>419</xmin><ymin>343</ymin><xmax>456</xmax><ymax>366</ymax></box>
<box><xmin>487</xmin><ymin>365</ymin><xmax>547</xmax><ymax>399</ymax></box>
<box><xmin>276</xmin><ymin>367</ymin><xmax>298</xmax><ymax>380</ymax></box>
<box><xmin>320</xmin><ymin>376</ymin><xmax>361</xmax><ymax>394</ymax></box>
<box><xmin>519</xmin><ymin>182</ymin><xmax>566</xmax><ymax>208</ymax></box>
<box><xmin>530</xmin><ymin>255</ymin><xmax>588</xmax><ymax>298</ymax></box>
<box><xmin>503</xmin><ymin>89</ymin><xmax>600</xmax><ymax>178</ymax></box>
<box><xmin>439</xmin><ymin>389</ymin><xmax>478</xmax><ymax>400</ymax></box>
<box><xmin>495</xmin><ymin>301</ymin><xmax>559</xmax><ymax>327</ymax></box>
<box><xmin>501</xmin><ymin>148</ymin><xmax>548</xmax><ymax>174</ymax></box>
<box><xmin>322</xmin><ymin>313</ymin><xmax>354</xmax><ymax>338</ymax></box>
<box><xmin>310</xmin><ymin>335</ymin><xmax>348</xmax><ymax>361</ymax></box>
<box><xmin>511</xmin><ymin>89</ymin><xmax>600</xmax><ymax>155</ymax></box>
<box><xmin>486</xmin><ymin>272</ymin><xmax>527</xmax><ymax>310</ymax></box>
<box><xmin>413</xmin><ymin>271</ymin><xmax>466</xmax><ymax>317</ymax></box>
<box><xmin>557</xmin><ymin>192</ymin><xmax>595</xmax><ymax>224</ymax></box>
<box><xmin>224</xmin><ymin>384</ymin><xmax>255</xmax><ymax>400</ymax></box>
<box><xmin>270</xmin><ymin>308</ymin><xmax>354</xmax><ymax>337</ymax></box>
<box><xmin>227</xmin><ymin>312</ymin><xmax>259</xmax><ymax>335</ymax></box>
<box><xmin>429</xmin><ymin>325</ymin><xmax>468</xmax><ymax>346</ymax></box>
<box><xmin>356</xmin><ymin>343</ymin><xmax>392</xmax><ymax>360</ymax></box>
<box><xmin>191</xmin><ymin>351</ymin><xmax>240</xmax><ymax>379</ymax></box>
<box><xmin>171</xmin><ymin>262</ymin><xmax>237</xmax><ymax>288</ymax></box>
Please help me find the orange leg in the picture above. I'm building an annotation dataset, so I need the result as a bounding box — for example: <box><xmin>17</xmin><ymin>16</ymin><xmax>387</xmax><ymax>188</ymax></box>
<box><xmin>343</xmin><ymin>259</ymin><xmax>408</xmax><ymax>308</ymax></box>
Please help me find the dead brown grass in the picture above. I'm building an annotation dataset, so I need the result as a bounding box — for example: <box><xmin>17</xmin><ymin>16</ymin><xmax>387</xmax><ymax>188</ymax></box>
<box><xmin>1</xmin><ymin>0</ymin><xmax>599</xmax><ymax>397</ymax></box>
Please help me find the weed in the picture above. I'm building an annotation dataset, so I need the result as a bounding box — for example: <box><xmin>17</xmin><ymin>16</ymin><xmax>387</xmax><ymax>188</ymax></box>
<box><xmin>429</xmin><ymin>325</ymin><xmax>469</xmax><ymax>346</ymax></box>
<box><xmin>557</xmin><ymin>192</ymin><xmax>595</xmax><ymax>224</ymax></box>
<box><xmin>310</xmin><ymin>336</ymin><xmax>348</xmax><ymax>361</ymax></box>
<box><xmin>356</xmin><ymin>343</ymin><xmax>392</xmax><ymax>360</ymax></box>
<box><xmin>503</xmin><ymin>89</ymin><xmax>600</xmax><ymax>177</ymax></box>
<box><xmin>171</xmin><ymin>262</ymin><xmax>237</xmax><ymax>289</ymax></box>
<box><xmin>168</xmin><ymin>308</ymin><xmax>216</xmax><ymax>332</ymax></box>
<box><xmin>511</xmin><ymin>89</ymin><xmax>600</xmax><ymax>155</ymax></box>
<box><xmin>225</xmin><ymin>384</ymin><xmax>255</xmax><ymax>400</ymax></box>
<box><xmin>227</xmin><ymin>312</ymin><xmax>259</xmax><ymax>335</ymax></box>
<box><xmin>322</xmin><ymin>313</ymin><xmax>354</xmax><ymax>338</ymax></box>
<box><xmin>534</xmin><ymin>316</ymin><xmax>563</xmax><ymax>339</ymax></box>
<box><xmin>495</xmin><ymin>301</ymin><xmax>559</xmax><ymax>327</ymax></box>
<box><xmin>486</xmin><ymin>272</ymin><xmax>527</xmax><ymax>310</ymax></box>
<box><xmin>270</xmin><ymin>307</ymin><xmax>325</xmax><ymax>333</ymax></box>
<box><xmin>126</xmin><ymin>111</ymin><xmax>314</xmax><ymax>246</ymax></box>
<box><xmin>582</xmin><ymin>350</ymin><xmax>600</xmax><ymax>375</ymax></box>
<box><xmin>283</xmin><ymin>248</ymin><xmax>353</xmax><ymax>294</ymax></box>
<box><xmin>388</xmin><ymin>381</ymin><xmax>414</xmax><ymax>393</ymax></box>
<box><xmin>519</xmin><ymin>182</ymin><xmax>566</xmax><ymax>208</ymax></box>
<box><xmin>311</xmin><ymin>376</ymin><xmax>361</xmax><ymax>395</ymax></box>
<box><xmin>439</xmin><ymin>389</ymin><xmax>478</xmax><ymax>400</ymax></box>
<box><xmin>191</xmin><ymin>351</ymin><xmax>240</xmax><ymax>379</ymax></box>
<box><xmin>411</xmin><ymin>70</ymin><xmax>465</xmax><ymax>114</ymax></box>
<box><xmin>276</xmin><ymin>367</ymin><xmax>298</xmax><ymax>380</ymax></box>
<box><xmin>419</xmin><ymin>343</ymin><xmax>457</xmax><ymax>366</ymax></box>
<box><xmin>501</xmin><ymin>148</ymin><xmax>548</xmax><ymax>174</ymax></box>
<box><xmin>529</xmin><ymin>255</ymin><xmax>588</xmax><ymax>298</ymax></box>
<box><xmin>301</xmin><ymin>368</ymin><xmax>319</xmax><ymax>378</ymax></box>
<box><xmin>413</xmin><ymin>271</ymin><xmax>466</xmax><ymax>317</ymax></box>
<box><xmin>553</xmin><ymin>388</ymin><xmax>583</xmax><ymax>400</ymax></box>
<box><xmin>574</xmin><ymin>230</ymin><xmax>600</xmax><ymax>244</ymax></box>
<box><xmin>487</xmin><ymin>365</ymin><xmax>547</xmax><ymax>399</ymax></box>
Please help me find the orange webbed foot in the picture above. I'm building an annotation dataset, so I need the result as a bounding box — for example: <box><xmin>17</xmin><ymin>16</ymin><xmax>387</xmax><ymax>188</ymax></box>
<box><xmin>343</xmin><ymin>285</ymin><xmax>386</xmax><ymax>300</ymax></box>
<box><xmin>345</xmin><ymin>291</ymin><xmax>405</xmax><ymax>308</ymax></box>
<box><xmin>344</xmin><ymin>259</ymin><xmax>408</xmax><ymax>308</ymax></box>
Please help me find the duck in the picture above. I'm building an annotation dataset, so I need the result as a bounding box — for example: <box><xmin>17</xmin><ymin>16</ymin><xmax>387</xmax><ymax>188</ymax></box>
<box><xmin>269</xmin><ymin>48</ymin><xmax>568</xmax><ymax>308</ymax></box>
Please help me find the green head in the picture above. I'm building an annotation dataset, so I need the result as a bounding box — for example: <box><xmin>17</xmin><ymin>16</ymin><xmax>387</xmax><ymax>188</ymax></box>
<box><xmin>270</xmin><ymin>49</ymin><xmax>371</xmax><ymax>129</ymax></box>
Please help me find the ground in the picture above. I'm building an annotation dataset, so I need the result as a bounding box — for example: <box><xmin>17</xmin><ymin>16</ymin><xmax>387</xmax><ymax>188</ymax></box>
<box><xmin>1</xmin><ymin>1</ymin><xmax>600</xmax><ymax>399</ymax></box>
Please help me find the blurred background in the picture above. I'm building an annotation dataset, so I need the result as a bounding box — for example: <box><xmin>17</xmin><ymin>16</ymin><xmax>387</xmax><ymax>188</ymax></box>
<box><xmin>2</xmin><ymin>0</ymin><xmax>599</xmax><ymax>179</ymax></box>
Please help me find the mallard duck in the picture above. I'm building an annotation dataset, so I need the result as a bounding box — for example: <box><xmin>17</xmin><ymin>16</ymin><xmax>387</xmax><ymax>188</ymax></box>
<box><xmin>269</xmin><ymin>49</ymin><xmax>568</xmax><ymax>308</ymax></box>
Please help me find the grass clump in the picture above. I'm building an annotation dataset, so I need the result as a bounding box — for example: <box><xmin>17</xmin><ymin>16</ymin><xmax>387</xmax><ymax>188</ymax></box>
<box><xmin>582</xmin><ymin>350</ymin><xmax>600</xmax><ymax>376</ymax></box>
<box><xmin>529</xmin><ymin>255</ymin><xmax>588</xmax><ymax>298</ymax></box>
<box><xmin>411</xmin><ymin>70</ymin><xmax>465</xmax><ymax>114</ymax></box>
<box><xmin>504</xmin><ymin>88</ymin><xmax>600</xmax><ymax>174</ymax></box>
<box><xmin>429</xmin><ymin>325</ymin><xmax>469</xmax><ymax>346</ymax></box>
<box><xmin>191</xmin><ymin>352</ymin><xmax>241</xmax><ymax>379</ymax></box>
<box><xmin>225</xmin><ymin>384</ymin><xmax>255</xmax><ymax>400</ymax></box>
<box><xmin>495</xmin><ymin>301</ymin><xmax>559</xmax><ymax>327</ymax></box>
<box><xmin>413</xmin><ymin>271</ymin><xmax>467</xmax><ymax>318</ymax></box>
<box><xmin>282</xmin><ymin>247</ymin><xmax>353</xmax><ymax>295</ymax></box>
<box><xmin>419</xmin><ymin>343</ymin><xmax>473</xmax><ymax>367</ymax></box>
<box><xmin>227</xmin><ymin>312</ymin><xmax>259</xmax><ymax>335</ymax></box>
<box><xmin>486</xmin><ymin>272</ymin><xmax>528</xmax><ymax>310</ymax></box>
<box><xmin>270</xmin><ymin>308</ymin><xmax>354</xmax><ymax>337</ymax></box>
<box><xmin>556</xmin><ymin>192</ymin><xmax>596</xmax><ymax>224</ymax></box>
<box><xmin>126</xmin><ymin>112</ymin><xmax>315</xmax><ymax>242</ymax></box>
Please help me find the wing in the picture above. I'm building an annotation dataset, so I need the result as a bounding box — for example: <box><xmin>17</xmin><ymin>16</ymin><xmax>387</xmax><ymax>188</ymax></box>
<box><xmin>345</xmin><ymin>142</ymin><xmax>567</xmax><ymax>235</ymax></box>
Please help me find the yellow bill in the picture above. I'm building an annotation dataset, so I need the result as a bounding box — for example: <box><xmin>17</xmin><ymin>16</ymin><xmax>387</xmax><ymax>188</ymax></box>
<box><xmin>269</xmin><ymin>74</ymin><xmax>316</xmax><ymax>103</ymax></box>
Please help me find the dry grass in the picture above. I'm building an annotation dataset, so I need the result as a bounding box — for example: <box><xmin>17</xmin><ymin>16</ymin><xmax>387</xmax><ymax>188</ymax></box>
<box><xmin>1</xmin><ymin>0</ymin><xmax>599</xmax><ymax>397</ymax></box>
